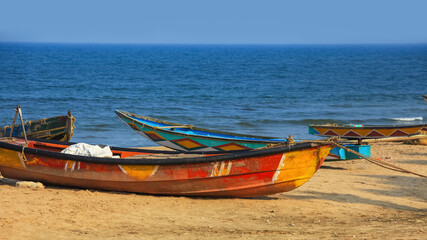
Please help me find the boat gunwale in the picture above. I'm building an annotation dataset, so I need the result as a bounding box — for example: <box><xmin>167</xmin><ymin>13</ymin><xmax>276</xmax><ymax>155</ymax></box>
<box><xmin>1</xmin><ymin>114</ymin><xmax>67</xmax><ymax>127</ymax></box>
<box><xmin>0</xmin><ymin>137</ymin><xmax>326</xmax><ymax>166</ymax></box>
<box><xmin>115</xmin><ymin>110</ymin><xmax>284</xmax><ymax>143</ymax></box>
<box><xmin>1</xmin><ymin>115</ymin><xmax>69</xmax><ymax>133</ymax></box>
<box><xmin>22</xmin><ymin>136</ymin><xmax>246</xmax><ymax>155</ymax></box>
<box><xmin>308</xmin><ymin>123</ymin><xmax>427</xmax><ymax>129</ymax></box>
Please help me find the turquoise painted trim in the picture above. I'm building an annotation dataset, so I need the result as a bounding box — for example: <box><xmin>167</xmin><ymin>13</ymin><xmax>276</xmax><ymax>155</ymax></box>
<box><xmin>308</xmin><ymin>126</ymin><xmax>319</xmax><ymax>135</ymax></box>
<box><xmin>129</xmin><ymin>115</ymin><xmax>285</xmax><ymax>142</ymax></box>
<box><xmin>122</xmin><ymin>117</ymin><xmax>272</xmax><ymax>149</ymax></box>
<box><xmin>329</xmin><ymin>145</ymin><xmax>371</xmax><ymax>160</ymax></box>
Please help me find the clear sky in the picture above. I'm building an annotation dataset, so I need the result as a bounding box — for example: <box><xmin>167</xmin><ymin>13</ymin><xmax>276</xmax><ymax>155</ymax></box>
<box><xmin>1</xmin><ymin>0</ymin><xmax>426</xmax><ymax>44</ymax></box>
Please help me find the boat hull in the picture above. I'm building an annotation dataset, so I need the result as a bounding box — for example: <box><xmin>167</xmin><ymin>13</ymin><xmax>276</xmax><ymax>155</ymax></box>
<box><xmin>1</xmin><ymin>112</ymin><xmax>75</xmax><ymax>141</ymax></box>
<box><xmin>0</xmin><ymin>138</ymin><xmax>331</xmax><ymax>197</ymax></box>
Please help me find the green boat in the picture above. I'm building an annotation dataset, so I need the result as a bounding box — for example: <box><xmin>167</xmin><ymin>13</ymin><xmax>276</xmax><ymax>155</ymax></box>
<box><xmin>115</xmin><ymin>110</ymin><xmax>370</xmax><ymax>160</ymax></box>
<box><xmin>1</xmin><ymin>111</ymin><xmax>75</xmax><ymax>141</ymax></box>
<box><xmin>115</xmin><ymin>110</ymin><xmax>290</xmax><ymax>152</ymax></box>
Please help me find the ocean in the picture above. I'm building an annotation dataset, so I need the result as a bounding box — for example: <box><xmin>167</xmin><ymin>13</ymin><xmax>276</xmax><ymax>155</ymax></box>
<box><xmin>0</xmin><ymin>43</ymin><xmax>426</xmax><ymax>147</ymax></box>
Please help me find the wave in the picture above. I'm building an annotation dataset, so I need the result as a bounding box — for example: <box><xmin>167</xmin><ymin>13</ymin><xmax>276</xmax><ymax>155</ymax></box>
<box><xmin>236</xmin><ymin>121</ymin><xmax>257</xmax><ymax>127</ymax></box>
<box><xmin>287</xmin><ymin>119</ymin><xmax>350</xmax><ymax>125</ymax></box>
<box><xmin>390</xmin><ymin>117</ymin><xmax>423</xmax><ymax>121</ymax></box>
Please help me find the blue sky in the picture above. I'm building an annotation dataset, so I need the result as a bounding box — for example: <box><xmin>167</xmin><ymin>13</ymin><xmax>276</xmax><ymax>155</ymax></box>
<box><xmin>0</xmin><ymin>0</ymin><xmax>426</xmax><ymax>44</ymax></box>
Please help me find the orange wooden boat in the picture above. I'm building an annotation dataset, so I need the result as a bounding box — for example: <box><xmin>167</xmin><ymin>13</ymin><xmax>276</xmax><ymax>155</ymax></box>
<box><xmin>0</xmin><ymin>137</ymin><xmax>331</xmax><ymax>197</ymax></box>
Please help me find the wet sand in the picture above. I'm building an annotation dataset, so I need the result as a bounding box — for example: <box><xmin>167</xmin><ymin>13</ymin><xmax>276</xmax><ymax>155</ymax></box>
<box><xmin>0</xmin><ymin>142</ymin><xmax>426</xmax><ymax>239</ymax></box>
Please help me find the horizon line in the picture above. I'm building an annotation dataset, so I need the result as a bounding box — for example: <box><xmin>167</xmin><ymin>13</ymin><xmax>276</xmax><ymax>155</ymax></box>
<box><xmin>1</xmin><ymin>41</ymin><xmax>426</xmax><ymax>46</ymax></box>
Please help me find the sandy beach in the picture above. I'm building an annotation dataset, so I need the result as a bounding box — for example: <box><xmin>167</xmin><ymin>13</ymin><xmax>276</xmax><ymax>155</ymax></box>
<box><xmin>2</xmin><ymin>2</ymin><xmax>426</xmax><ymax>239</ymax></box>
<box><xmin>0</xmin><ymin>142</ymin><xmax>426</xmax><ymax>240</ymax></box>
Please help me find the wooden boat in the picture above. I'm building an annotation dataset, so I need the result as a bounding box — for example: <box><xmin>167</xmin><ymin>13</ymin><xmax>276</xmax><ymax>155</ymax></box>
<box><xmin>114</xmin><ymin>110</ymin><xmax>358</xmax><ymax>159</ymax></box>
<box><xmin>115</xmin><ymin>110</ymin><xmax>289</xmax><ymax>152</ymax></box>
<box><xmin>0</xmin><ymin>137</ymin><xmax>331</xmax><ymax>197</ymax></box>
<box><xmin>0</xmin><ymin>111</ymin><xmax>75</xmax><ymax>141</ymax></box>
<box><xmin>309</xmin><ymin>123</ymin><xmax>427</xmax><ymax>139</ymax></box>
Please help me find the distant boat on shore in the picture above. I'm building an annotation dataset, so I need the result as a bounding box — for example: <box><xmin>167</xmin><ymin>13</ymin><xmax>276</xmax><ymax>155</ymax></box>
<box><xmin>309</xmin><ymin>123</ymin><xmax>427</xmax><ymax>139</ymax></box>
<box><xmin>0</xmin><ymin>111</ymin><xmax>75</xmax><ymax>141</ymax></box>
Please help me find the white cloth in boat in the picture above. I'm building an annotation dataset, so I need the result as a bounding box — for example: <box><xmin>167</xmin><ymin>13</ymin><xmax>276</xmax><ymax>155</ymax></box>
<box><xmin>61</xmin><ymin>143</ymin><xmax>113</xmax><ymax>158</ymax></box>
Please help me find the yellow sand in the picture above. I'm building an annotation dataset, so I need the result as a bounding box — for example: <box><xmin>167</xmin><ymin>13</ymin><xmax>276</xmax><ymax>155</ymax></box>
<box><xmin>0</xmin><ymin>142</ymin><xmax>426</xmax><ymax>239</ymax></box>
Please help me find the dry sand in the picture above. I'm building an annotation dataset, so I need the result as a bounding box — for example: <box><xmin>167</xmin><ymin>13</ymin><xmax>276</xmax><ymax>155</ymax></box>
<box><xmin>0</xmin><ymin>142</ymin><xmax>426</xmax><ymax>240</ymax></box>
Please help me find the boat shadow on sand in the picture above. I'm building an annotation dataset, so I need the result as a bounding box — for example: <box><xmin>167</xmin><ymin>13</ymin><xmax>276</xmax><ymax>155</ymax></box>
<box><xmin>287</xmin><ymin>174</ymin><xmax>426</xmax><ymax>212</ymax></box>
<box><xmin>286</xmin><ymin>191</ymin><xmax>423</xmax><ymax>212</ymax></box>
<box><xmin>358</xmin><ymin>174</ymin><xmax>427</xmax><ymax>201</ymax></box>
<box><xmin>319</xmin><ymin>165</ymin><xmax>346</xmax><ymax>170</ymax></box>
<box><xmin>397</xmin><ymin>159</ymin><xmax>427</xmax><ymax>165</ymax></box>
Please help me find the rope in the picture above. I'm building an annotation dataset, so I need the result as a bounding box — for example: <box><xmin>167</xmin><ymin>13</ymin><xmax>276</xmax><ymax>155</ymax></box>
<box><xmin>71</xmin><ymin>116</ymin><xmax>76</xmax><ymax>129</ymax></box>
<box><xmin>295</xmin><ymin>137</ymin><xmax>426</xmax><ymax>178</ymax></box>
<box><xmin>66</xmin><ymin>112</ymin><xmax>76</xmax><ymax>141</ymax></box>
<box><xmin>21</xmin><ymin>145</ymin><xmax>28</xmax><ymax>162</ymax></box>
<box><xmin>327</xmin><ymin>141</ymin><xmax>427</xmax><ymax>178</ymax></box>
<box><xmin>286</xmin><ymin>135</ymin><xmax>296</xmax><ymax>145</ymax></box>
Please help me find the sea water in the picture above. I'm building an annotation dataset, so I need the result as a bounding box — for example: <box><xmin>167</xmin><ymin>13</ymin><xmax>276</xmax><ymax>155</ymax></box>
<box><xmin>0</xmin><ymin>43</ymin><xmax>426</xmax><ymax>147</ymax></box>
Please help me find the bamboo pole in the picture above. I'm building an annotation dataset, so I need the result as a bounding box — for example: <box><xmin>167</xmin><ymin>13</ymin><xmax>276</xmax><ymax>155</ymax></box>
<box><xmin>25</xmin><ymin>127</ymin><xmax>66</xmax><ymax>136</ymax></box>
<box><xmin>9</xmin><ymin>109</ymin><xmax>19</xmax><ymax>137</ymax></box>
<box><xmin>155</xmin><ymin>125</ymin><xmax>193</xmax><ymax>129</ymax></box>
<box><xmin>330</xmin><ymin>141</ymin><xmax>427</xmax><ymax>178</ymax></box>
<box><xmin>16</xmin><ymin>105</ymin><xmax>28</xmax><ymax>145</ymax></box>
<box><xmin>361</xmin><ymin>134</ymin><xmax>427</xmax><ymax>143</ymax></box>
